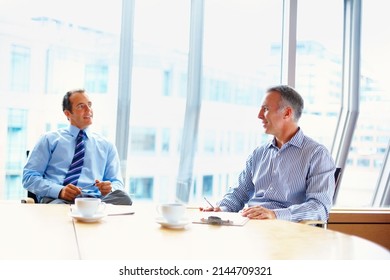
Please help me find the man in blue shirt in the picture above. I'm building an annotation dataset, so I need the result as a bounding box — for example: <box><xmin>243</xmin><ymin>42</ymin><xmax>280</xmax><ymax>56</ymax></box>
<box><xmin>201</xmin><ymin>85</ymin><xmax>335</xmax><ymax>222</ymax></box>
<box><xmin>23</xmin><ymin>89</ymin><xmax>132</xmax><ymax>205</ymax></box>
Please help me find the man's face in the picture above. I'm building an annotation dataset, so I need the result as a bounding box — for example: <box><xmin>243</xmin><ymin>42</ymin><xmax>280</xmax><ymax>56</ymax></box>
<box><xmin>257</xmin><ymin>91</ymin><xmax>286</xmax><ymax>136</ymax></box>
<box><xmin>64</xmin><ymin>92</ymin><xmax>93</xmax><ymax>129</ymax></box>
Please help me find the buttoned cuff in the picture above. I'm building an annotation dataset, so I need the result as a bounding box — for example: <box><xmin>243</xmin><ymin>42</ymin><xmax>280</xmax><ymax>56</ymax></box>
<box><xmin>48</xmin><ymin>183</ymin><xmax>64</xmax><ymax>199</ymax></box>
<box><xmin>273</xmin><ymin>208</ymin><xmax>292</xmax><ymax>221</ymax></box>
<box><xmin>219</xmin><ymin>205</ymin><xmax>230</xmax><ymax>212</ymax></box>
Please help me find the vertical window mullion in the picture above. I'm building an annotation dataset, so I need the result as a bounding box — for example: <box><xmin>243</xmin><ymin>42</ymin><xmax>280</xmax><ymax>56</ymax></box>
<box><xmin>331</xmin><ymin>0</ymin><xmax>362</xmax><ymax>203</ymax></box>
<box><xmin>116</xmin><ymin>0</ymin><xmax>136</xmax><ymax>187</ymax></box>
<box><xmin>280</xmin><ymin>0</ymin><xmax>297</xmax><ymax>87</ymax></box>
<box><xmin>372</xmin><ymin>139</ymin><xmax>390</xmax><ymax>206</ymax></box>
<box><xmin>176</xmin><ymin>0</ymin><xmax>204</xmax><ymax>203</ymax></box>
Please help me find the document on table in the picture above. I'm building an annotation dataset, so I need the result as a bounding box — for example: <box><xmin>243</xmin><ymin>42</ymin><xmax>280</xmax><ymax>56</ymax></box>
<box><xmin>70</xmin><ymin>204</ymin><xmax>135</xmax><ymax>216</ymax></box>
<box><xmin>105</xmin><ymin>204</ymin><xmax>135</xmax><ymax>216</ymax></box>
<box><xmin>192</xmin><ymin>211</ymin><xmax>249</xmax><ymax>226</ymax></box>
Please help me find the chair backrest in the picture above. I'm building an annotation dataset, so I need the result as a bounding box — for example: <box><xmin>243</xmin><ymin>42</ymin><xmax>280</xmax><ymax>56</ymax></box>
<box><xmin>28</xmin><ymin>191</ymin><xmax>39</xmax><ymax>203</ymax></box>
<box><xmin>25</xmin><ymin>150</ymin><xmax>39</xmax><ymax>203</ymax></box>
<box><xmin>333</xmin><ymin>167</ymin><xmax>342</xmax><ymax>204</ymax></box>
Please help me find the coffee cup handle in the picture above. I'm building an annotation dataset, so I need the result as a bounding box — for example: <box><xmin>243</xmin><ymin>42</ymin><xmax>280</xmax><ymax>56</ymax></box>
<box><xmin>156</xmin><ymin>205</ymin><xmax>161</xmax><ymax>216</ymax></box>
<box><xmin>98</xmin><ymin>202</ymin><xmax>106</xmax><ymax>213</ymax></box>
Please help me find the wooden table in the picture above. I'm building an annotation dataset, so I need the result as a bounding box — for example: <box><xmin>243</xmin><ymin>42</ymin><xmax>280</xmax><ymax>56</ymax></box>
<box><xmin>1</xmin><ymin>202</ymin><xmax>389</xmax><ymax>260</ymax></box>
<box><xmin>73</xmin><ymin>203</ymin><xmax>390</xmax><ymax>260</ymax></box>
<box><xmin>0</xmin><ymin>203</ymin><xmax>79</xmax><ymax>260</ymax></box>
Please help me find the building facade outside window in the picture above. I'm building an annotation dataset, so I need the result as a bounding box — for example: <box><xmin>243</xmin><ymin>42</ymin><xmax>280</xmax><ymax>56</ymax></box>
<box><xmin>0</xmin><ymin>0</ymin><xmax>389</xmax><ymax>209</ymax></box>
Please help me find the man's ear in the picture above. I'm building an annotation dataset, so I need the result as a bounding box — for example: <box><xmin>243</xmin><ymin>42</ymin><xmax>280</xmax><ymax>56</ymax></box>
<box><xmin>64</xmin><ymin>110</ymin><xmax>71</xmax><ymax>120</ymax></box>
<box><xmin>283</xmin><ymin>107</ymin><xmax>293</xmax><ymax>119</ymax></box>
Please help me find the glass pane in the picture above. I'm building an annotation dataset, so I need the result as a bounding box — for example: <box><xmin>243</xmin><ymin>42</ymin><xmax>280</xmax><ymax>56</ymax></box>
<box><xmin>128</xmin><ymin>0</ymin><xmax>191</xmax><ymax>202</ymax></box>
<box><xmin>336</xmin><ymin>0</ymin><xmax>390</xmax><ymax>207</ymax></box>
<box><xmin>193</xmin><ymin>0</ymin><xmax>283</xmax><ymax>204</ymax></box>
<box><xmin>296</xmin><ymin>0</ymin><xmax>343</xmax><ymax>150</ymax></box>
<box><xmin>129</xmin><ymin>177</ymin><xmax>154</xmax><ymax>200</ymax></box>
<box><xmin>0</xmin><ymin>0</ymin><xmax>121</xmax><ymax>199</ymax></box>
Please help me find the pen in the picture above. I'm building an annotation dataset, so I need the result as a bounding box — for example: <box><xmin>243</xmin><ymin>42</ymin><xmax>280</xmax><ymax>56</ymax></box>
<box><xmin>203</xmin><ymin>196</ymin><xmax>215</xmax><ymax>209</ymax></box>
<box><xmin>81</xmin><ymin>183</ymin><xmax>97</xmax><ymax>194</ymax></box>
<box><xmin>82</xmin><ymin>183</ymin><xmax>96</xmax><ymax>189</ymax></box>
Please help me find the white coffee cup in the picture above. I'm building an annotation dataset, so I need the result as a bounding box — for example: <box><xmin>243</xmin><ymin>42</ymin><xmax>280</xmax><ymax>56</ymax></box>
<box><xmin>157</xmin><ymin>203</ymin><xmax>186</xmax><ymax>224</ymax></box>
<box><xmin>75</xmin><ymin>197</ymin><xmax>106</xmax><ymax>217</ymax></box>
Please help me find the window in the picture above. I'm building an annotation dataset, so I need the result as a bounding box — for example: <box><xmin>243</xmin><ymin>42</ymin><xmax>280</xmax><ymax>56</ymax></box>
<box><xmin>336</xmin><ymin>0</ymin><xmax>390</xmax><ymax>207</ymax></box>
<box><xmin>129</xmin><ymin>177</ymin><xmax>154</xmax><ymax>200</ymax></box>
<box><xmin>130</xmin><ymin>128</ymin><xmax>156</xmax><ymax>153</ymax></box>
<box><xmin>10</xmin><ymin>45</ymin><xmax>31</xmax><ymax>92</ymax></box>
<box><xmin>191</xmin><ymin>0</ymin><xmax>283</xmax><ymax>203</ymax></box>
<box><xmin>296</xmin><ymin>0</ymin><xmax>343</xmax><ymax>150</ymax></box>
<box><xmin>0</xmin><ymin>0</ymin><xmax>389</xmax><ymax>209</ymax></box>
<box><xmin>202</xmin><ymin>175</ymin><xmax>213</xmax><ymax>196</ymax></box>
<box><xmin>85</xmin><ymin>64</ymin><xmax>109</xmax><ymax>93</ymax></box>
<box><xmin>127</xmin><ymin>0</ymin><xmax>191</xmax><ymax>200</ymax></box>
<box><xmin>203</xmin><ymin>130</ymin><xmax>216</xmax><ymax>153</ymax></box>
<box><xmin>0</xmin><ymin>0</ymin><xmax>121</xmax><ymax>199</ymax></box>
<box><xmin>5</xmin><ymin>109</ymin><xmax>27</xmax><ymax>199</ymax></box>
<box><xmin>162</xmin><ymin>70</ymin><xmax>172</xmax><ymax>97</ymax></box>
<box><xmin>161</xmin><ymin>128</ymin><xmax>170</xmax><ymax>153</ymax></box>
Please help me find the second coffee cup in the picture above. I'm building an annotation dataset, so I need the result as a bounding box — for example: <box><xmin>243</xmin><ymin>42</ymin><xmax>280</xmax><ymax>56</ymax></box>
<box><xmin>157</xmin><ymin>203</ymin><xmax>186</xmax><ymax>224</ymax></box>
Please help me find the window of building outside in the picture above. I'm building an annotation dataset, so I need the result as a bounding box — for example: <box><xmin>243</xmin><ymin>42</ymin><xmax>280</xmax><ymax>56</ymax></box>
<box><xmin>0</xmin><ymin>0</ymin><xmax>388</xmax><ymax>209</ymax></box>
<box><xmin>127</xmin><ymin>0</ymin><xmax>191</xmax><ymax>202</ymax></box>
<box><xmin>295</xmin><ymin>0</ymin><xmax>344</xmax><ymax>205</ymax></box>
<box><xmin>296</xmin><ymin>0</ymin><xmax>343</xmax><ymax>151</ymax></box>
<box><xmin>336</xmin><ymin>0</ymin><xmax>390</xmax><ymax>207</ymax></box>
<box><xmin>0</xmin><ymin>0</ymin><xmax>121</xmax><ymax>199</ymax></box>
<box><xmin>129</xmin><ymin>177</ymin><xmax>154</xmax><ymax>200</ymax></box>
<box><xmin>130</xmin><ymin>127</ymin><xmax>156</xmax><ymax>153</ymax></box>
<box><xmin>85</xmin><ymin>64</ymin><xmax>109</xmax><ymax>94</ymax></box>
<box><xmin>296</xmin><ymin>0</ymin><xmax>390</xmax><ymax>208</ymax></box>
<box><xmin>194</xmin><ymin>0</ymin><xmax>283</xmax><ymax>204</ymax></box>
<box><xmin>6</xmin><ymin>109</ymin><xmax>28</xmax><ymax>199</ymax></box>
<box><xmin>10</xmin><ymin>45</ymin><xmax>31</xmax><ymax>92</ymax></box>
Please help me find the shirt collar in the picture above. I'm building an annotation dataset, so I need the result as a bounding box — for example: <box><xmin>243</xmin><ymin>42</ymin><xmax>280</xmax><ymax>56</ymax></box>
<box><xmin>266</xmin><ymin>127</ymin><xmax>304</xmax><ymax>150</ymax></box>
<box><xmin>68</xmin><ymin>125</ymin><xmax>90</xmax><ymax>139</ymax></box>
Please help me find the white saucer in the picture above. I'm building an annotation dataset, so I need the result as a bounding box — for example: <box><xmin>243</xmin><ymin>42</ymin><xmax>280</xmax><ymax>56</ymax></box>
<box><xmin>156</xmin><ymin>217</ymin><xmax>190</xmax><ymax>229</ymax></box>
<box><xmin>69</xmin><ymin>211</ymin><xmax>107</xmax><ymax>223</ymax></box>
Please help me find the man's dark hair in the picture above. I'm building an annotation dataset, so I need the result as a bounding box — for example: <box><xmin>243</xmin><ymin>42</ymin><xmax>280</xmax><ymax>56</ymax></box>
<box><xmin>62</xmin><ymin>88</ymin><xmax>85</xmax><ymax>112</ymax></box>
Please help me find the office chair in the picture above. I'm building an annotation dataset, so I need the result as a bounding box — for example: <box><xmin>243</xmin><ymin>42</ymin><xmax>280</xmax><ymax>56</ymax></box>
<box><xmin>332</xmin><ymin>167</ymin><xmax>342</xmax><ymax>205</ymax></box>
<box><xmin>20</xmin><ymin>150</ymin><xmax>39</xmax><ymax>203</ymax></box>
<box><xmin>300</xmin><ymin>167</ymin><xmax>342</xmax><ymax>229</ymax></box>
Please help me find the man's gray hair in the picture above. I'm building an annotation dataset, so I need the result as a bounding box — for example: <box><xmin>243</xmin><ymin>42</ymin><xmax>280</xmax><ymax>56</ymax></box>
<box><xmin>266</xmin><ymin>85</ymin><xmax>304</xmax><ymax>122</ymax></box>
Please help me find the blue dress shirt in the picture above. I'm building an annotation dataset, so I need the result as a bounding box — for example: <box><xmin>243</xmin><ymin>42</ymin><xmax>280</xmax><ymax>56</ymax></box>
<box><xmin>23</xmin><ymin>125</ymin><xmax>124</xmax><ymax>202</ymax></box>
<box><xmin>218</xmin><ymin>128</ymin><xmax>336</xmax><ymax>222</ymax></box>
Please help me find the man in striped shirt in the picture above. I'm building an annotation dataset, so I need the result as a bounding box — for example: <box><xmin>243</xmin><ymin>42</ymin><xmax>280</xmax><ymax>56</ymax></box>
<box><xmin>202</xmin><ymin>85</ymin><xmax>336</xmax><ymax>222</ymax></box>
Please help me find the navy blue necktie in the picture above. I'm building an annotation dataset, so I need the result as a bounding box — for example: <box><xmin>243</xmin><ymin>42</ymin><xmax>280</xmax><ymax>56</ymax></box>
<box><xmin>63</xmin><ymin>130</ymin><xmax>85</xmax><ymax>186</ymax></box>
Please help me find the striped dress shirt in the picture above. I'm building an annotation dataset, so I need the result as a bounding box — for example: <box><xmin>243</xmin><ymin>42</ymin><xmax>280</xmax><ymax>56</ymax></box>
<box><xmin>218</xmin><ymin>128</ymin><xmax>336</xmax><ymax>222</ymax></box>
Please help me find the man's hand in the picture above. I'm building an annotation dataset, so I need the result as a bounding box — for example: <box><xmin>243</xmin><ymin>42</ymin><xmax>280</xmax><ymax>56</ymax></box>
<box><xmin>241</xmin><ymin>206</ymin><xmax>276</xmax><ymax>220</ymax></box>
<box><xmin>199</xmin><ymin>206</ymin><xmax>222</xmax><ymax>212</ymax></box>
<box><xmin>95</xmin><ymin>180</ymin><xmax>112</xmax><ymax>196</ymax></box>
<box><xmin>59</xmin><ymin>184</ymin><xmax>81</xmax><ymax>201</ymax></box>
